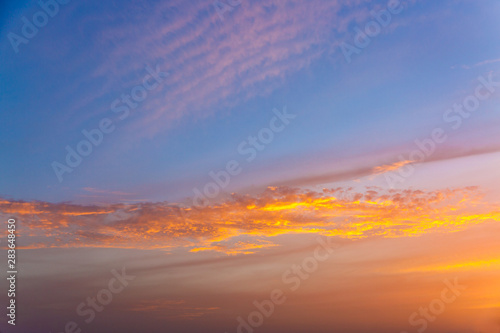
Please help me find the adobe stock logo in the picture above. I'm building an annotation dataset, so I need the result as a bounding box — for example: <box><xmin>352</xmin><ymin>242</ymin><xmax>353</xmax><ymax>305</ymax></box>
<box><xmin>401</xmin><ymin>278</ymin><xmax>466</xmax><ymax>333</ymax></box>
<box><xmin>212</xmin><ymin>0</ymin><xmax>242</xmax><ymax>21</ymax></box>
<box><xmin>226</xmin><ymin>236</ymin><xmax>340</xmax><ymax>333</ymax></box>
<box><xmin>339</xmin><ymin>0</ymin><xmax>405</xmax><ymax>63</ymax></box>
<box><xmin>51</xmin><ymin>64</ymin><xmax>168</xmax><ymax>183</ymax></box>
<box><xmin>192</xmin><ymin>106</ymin><xmax>296</xmax><ymax>207</ymax></box>
<box><xmin>51</xmin><ymin>267</ymin><xmax>135</xmax><ymax>333</ymax></box>
<box><xmin>7</xmin><ymin>0</ymin><xmax>71</xmax><ymax>54</ymax></box>
<box><xmin>383</xmin><ymin>72</ymin><xmax>500</xmax><ymax>188</ymax></box>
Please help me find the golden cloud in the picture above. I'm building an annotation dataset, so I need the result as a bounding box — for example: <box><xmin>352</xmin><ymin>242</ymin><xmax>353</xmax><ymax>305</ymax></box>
<box><xmin>2</xmin><ymin>186</ymin><xmax>499</xmax><ymax>254</ymax></box>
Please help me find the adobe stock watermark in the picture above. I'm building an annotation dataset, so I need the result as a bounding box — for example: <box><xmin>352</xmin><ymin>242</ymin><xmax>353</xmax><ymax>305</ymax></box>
<box><xmin>52</xmin><ymin>267</ymin><xmax>135</xmax><ymax>333</ymax></box>
<box><xmin>192</xmin><ymin>106</ymin><xmax>296</xmax><ymax>207</ymax></box>
<box><xmin>340</xmin><ymin>0</ymin><xmax>405</xmax><ymax>63</ymax></box>
<box><xmin>401</xmin><ymin>278</ymin><xmax>466</xmax><ymax>333</ymax></box>
<box><xmin>7</xmin><ymin>0</ymin><xmax>71</xmax><ymax>54</ymax></box>
<box><xmin>51</xmin><ymin>64</ymin><xmax>168</xmax><ymax>183</ymax></box>
<box><xmin>226</xmin><ymin>236</ymin><xmax>340</xmax><ymax>333</ymax></box>
<box><xmin>213</xmin><ymin>0</ymin><xmax>242</xmax><ymax>21</ymax></box>
<box><xmin>383</xmin><ymin>72</ymin><xmax>500</xmax><ymax>188</ymax></box>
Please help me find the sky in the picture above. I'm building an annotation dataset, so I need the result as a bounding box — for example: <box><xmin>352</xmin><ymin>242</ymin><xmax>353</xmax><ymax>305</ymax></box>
<box><xmin>1</xmin><ymin>0</ymin><xmax>500</xmax><ymax>332</ymax></box>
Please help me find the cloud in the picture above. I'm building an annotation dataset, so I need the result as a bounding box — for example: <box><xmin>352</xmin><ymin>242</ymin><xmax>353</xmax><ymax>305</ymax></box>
<box><xmin>2</xmin><ymin>186</ymin><xmax>500</xmax><ymax>254</ymax></box>
<box><xmin>455</xmin><ymin>57</ymin><xmax>500</xmax><ymax>70</ymax></box>
<box><xmin>396</xmin><ymin>258</ymin><xmax>500</xmax><ymax>274</ymax></box>
<box><xmin>125</xmin><ymin>299</ymin><xmax>219</xmax><ymax>319</ymax></box>
<box><xmin>82</xmin><ymin>187</ymin><xmax>134</xmax><ymax>196</ymax></box>
<box><xmin>371</xmin><ymin>160</ymin><xmax>414</xmax><ymax>175</ymax></box>
<box><xmin>43</xmin><ymin>0</ymin><xmax>408</xmax><ymax>138</ymax></box>
<box><xmin>277</xmin><ymin>144</ymin><xmax>500</xmax><ymax>188</ymax></box>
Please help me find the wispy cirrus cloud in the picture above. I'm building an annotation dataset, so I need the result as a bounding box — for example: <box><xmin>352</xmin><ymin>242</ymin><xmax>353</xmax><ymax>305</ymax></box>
<box><xmin>47</xmin><ymin>0</ymin><xmax>410</xmax><ymax>138</ymax></box>
<box><xmin>455</xmin><ymin>57</ymin><xmax>500</xmax><ymax>70</ymax></box>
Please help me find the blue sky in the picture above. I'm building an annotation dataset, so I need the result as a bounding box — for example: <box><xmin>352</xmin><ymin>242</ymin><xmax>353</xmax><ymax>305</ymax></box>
<box><xmin>1</xmin><ymin>0</ymin><xmax>500</xmax><ymax>206</ymax></box>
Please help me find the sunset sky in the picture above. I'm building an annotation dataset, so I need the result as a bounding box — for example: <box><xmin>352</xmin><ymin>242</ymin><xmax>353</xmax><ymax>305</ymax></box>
<box><xmin>1</xmin><ymin>0</ymin><xmax>500</xmax><ymax>332</ymax></box>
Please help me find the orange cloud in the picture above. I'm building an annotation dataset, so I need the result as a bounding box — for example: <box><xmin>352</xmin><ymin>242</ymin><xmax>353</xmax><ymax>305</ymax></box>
<box><xmin>2</xmin><ymin>186</ymin><xmax>499</xmax><ymax>254</ymax></box>
<box><xmin>372</xmin><ymin>160</ymin><xmax>414</xmax><ymax>175</ymax></box>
